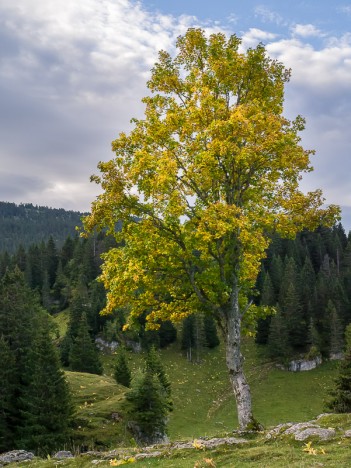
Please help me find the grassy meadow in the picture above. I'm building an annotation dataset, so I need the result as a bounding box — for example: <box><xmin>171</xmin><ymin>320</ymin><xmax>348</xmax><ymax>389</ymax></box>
<box><xmin>65</xmin><ymin>335</ymin><xmax>340</xmax><ymax>446</ymax></box>
<box><xmin>30</xmin><ymin>312</ymin><xmax>349</xmax><ymax>467</ymax></box>
<box><xmin>4</xmin><ymin>315</ymin><xmax>351</xmax><ymax>467</ymax></box>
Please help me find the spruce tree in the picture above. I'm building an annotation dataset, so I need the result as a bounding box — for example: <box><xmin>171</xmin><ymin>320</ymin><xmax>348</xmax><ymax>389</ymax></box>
<box><xmin>126</xmin><ymin>368</ymin><xmax>169</xmax><ymax>444</ymax></box>
<box><xmin>256</xmin><ymin>271</ymin><xmax>275</xmax><ymax>345</ymax></box>
<box><xmin>267</xmin><ymin>308</ymin><xmax>292</xmax><ymax>362</ymax></box>
<box><xmin>0</xmin><ymin>268</ymin><xmax>73</xmax><ymax>454</ymax></box>
<box><xmin>18</xmin><ymin>319</ymin><xmax>73</xmax><ymax>454</ymax></box>
<box><xmin>326</xmin><ymin>347</ymin><xmax>351</xmax><ymax>413</ymax></box>
<box><xmin>269</xmin><ymin>255</ymin><xmax>284</xmax><ymax>297</ymax></box>
<box><xmin>69</xmin><ymin>313</ymin><xmax>103</xmax><ymax>375</ymax></box>
<box><xmin>145</xmin><ymin>346</ymin><xmax>171</xmax><ymax>402</ymax></box>
<box><xmin>328</xmin><ymin>300</ymin><xmax>344</xmax><ymax>357</ymax></box>
<box><xmin>114</xmin><ymin>348</ymin><xmax>131</xmax><ymax>387</ymax></box>
<box><xmin>203</xmin><ymin>315</ymin><xmax>220</xmax><ymax>348</ymax></box>
<box><xmin>0</xmin><ymin>336</ymin><xmax>16</xmax><ymax>452</ymax></box>
<box><xmin>60</xmin><ymin>281</ymin><xmax>89</xmax><ymax>366</ymax></box>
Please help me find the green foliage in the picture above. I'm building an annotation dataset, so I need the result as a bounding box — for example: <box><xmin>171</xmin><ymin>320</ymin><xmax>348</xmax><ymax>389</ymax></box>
<box><xmin>0</xmin><ymin>336</ymin><xmax>16</xmax><ymax>452</ymax></box>
<box><xmin>203</xmin><ymin>315</ymin><xmax>220</xmax><ymax>349</ymax></box>
<box><xmin>114</xmin><ymin>348</ymin><xmax>132</xmax><ymax>388</ymax></box>
<box><xmin>158</xmin><ymin>320</ymin><xmax>177</xmax><ymax>348</ymax></box>
<box><xmin>69</xmin><ymin>313</ymin><xmax>103</xmax><ymax>375</ymax></box>
<box><xmin>0</xmin><ymin>268</ymin><xmax>73</xmax><ymax>454</ymax></box>
<box><xmin>326</xmin><ymin>348</ymin><xmax>351</xmax><ymax>413</ymax></box>
<box><xmin>84</xmin><ymin>28</ymin><xmax>338</xmax><ymax>429</ymax></box>
<box><xmin>145</xmin><ymin>346</ymin><xmax>172</xmax><ymax>402</ymax></box>
<box><xmin>328</xmin><ymin>300</ymin><xmax>344</xmax><ymax>356</ymax></box>
<box><xmin>126</xmin><ymin>368</ymin><xmax>169</xmax><ymax>444</ymax></box>
<box><xmin>17</xmin><ymin>319</ymin><xmax>73</xmax><ymax>454</ymax></box>
<box><xmin>267</xmin><ymin>308</ymin><xmax>292</xmax><ymax>363</ymax></box>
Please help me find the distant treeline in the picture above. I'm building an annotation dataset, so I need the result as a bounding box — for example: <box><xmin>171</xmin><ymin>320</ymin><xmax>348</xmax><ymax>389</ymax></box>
<box><xmin>0</xmin><ymin>201</ymin><xmax>86</xmax><ymax>253</ymax></box>
<box><xmin>256</xmin><ymin>224</ymin><xmax>351</xmax><ymax>362</ymax></box>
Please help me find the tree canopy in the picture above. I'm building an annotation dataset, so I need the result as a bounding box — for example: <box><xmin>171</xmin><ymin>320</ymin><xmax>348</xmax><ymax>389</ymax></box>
<box><xmin>84</xmin><ymin>28</ymin><xmax>339</xmax><ymax>429</ymax></box>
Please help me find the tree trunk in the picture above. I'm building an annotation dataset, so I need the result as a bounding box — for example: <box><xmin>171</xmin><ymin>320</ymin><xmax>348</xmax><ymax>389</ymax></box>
<box><xmin>224</xmin><ymin>286</ymin><xmax>257</xmax><ymax>430</ymax></box>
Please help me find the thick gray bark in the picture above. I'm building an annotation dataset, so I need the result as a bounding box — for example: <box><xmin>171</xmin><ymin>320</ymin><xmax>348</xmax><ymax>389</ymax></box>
<box><xmin>224</xmin><ymin>286</ymin><xmax>255</xmax><ymax>430</ymax></box>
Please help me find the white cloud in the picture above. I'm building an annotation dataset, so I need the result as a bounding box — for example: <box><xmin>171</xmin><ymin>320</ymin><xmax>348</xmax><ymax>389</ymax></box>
<box><xmin>263</xmin><ymin>35</ymin><xmax>351</xmax><ymax>208</ymax></box>
<box><xmin>241</xmin><ymin>28</ymin><xmax>277</xmax><ymax>48</ymax></box>
<box><xmin>0</xmin><ymin>0</ymin><xmax>206</xmax><ymax>210</ymax></box>
<box><xmin>292</xmin><ymin>23</ymin><xmax>324</xmax><ymax>38</ymax></box>
<box><xmin>0</xmin><ymin>0</ymin><xmax>351</xmax><ymax>228</ymax></box>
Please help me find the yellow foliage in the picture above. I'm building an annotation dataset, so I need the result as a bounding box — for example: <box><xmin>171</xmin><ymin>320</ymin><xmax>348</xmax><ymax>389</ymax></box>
<box><xmin>84</xmin><ymin>28</ymin><xmax>339</xmax><ymax>340</ymax></box>
<box><xmin>192</xmin><ymin>439</ymin><xmax>205</xmax><ymax>450</ymax></box>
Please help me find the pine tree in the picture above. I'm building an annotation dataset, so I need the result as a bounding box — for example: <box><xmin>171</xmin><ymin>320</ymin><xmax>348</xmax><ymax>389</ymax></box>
<box><xmin>114</xmin><ymin>348</ymin><xmax>131</xmax><ymax>388</ymax></box>
<box><xmin>69</xmin><ymin>313</ymin><xmax>103</xmax><ymax>375</ymax></box>
<box><xmin>328</xmin><ymin>300</ymin><xmax>344</xmax><ymax>357</ymax></box>
<box><xmin>300</xmin><ymin>255</ymin><xmax>316</xmax><ymax>312</ymax></box>
<box><xmin>203</xmin><ymin>315</ymin><xmax>220</xmax><ymax>348</ymax></box>
<box><xmin>0</xmin><ymin>267</ymin><xmax>73</xmax><ymax>454</ymax></box>
<box><xmin>269</xmin><ymin>255</ymin><xmax>284</xmax><ymax>297</ymax></box>
<box><xmin>17</xmin><ymin>319</ymin><xmax>73</xmax><ymax>454</ymax></box>
<box><xmin>267</xmin><ymin>308</ymin><xmax>292</xmax><ymax>362</ymax></box>
<box><xmin>45</xmin><ymin>236</ymin><xmax>58</xmax><ymax>288</ymax></box>
<box><xmin>126</xmin><ymin>368</ymin><xmax>169</xmax><ymax>445</ymax></box>
<box><xmin>60</xmin><ymin>281</ymin><xmax>89</xmax><ymax>366</ymax></box>
<box><xmin>0</xmin><ymin>268</ymin><xmax>39</xmax><ymax>448</ymax></box>
<box><xmin>256</xmin><ymin>270</ymin><xmax>275</xmax><ymax>345</ymax></box>
<box><xmin>326</xmin><ymin>347</ymin><xmax>351</xmax><ymax>413</ymax></box>
<box><xmin>279</xmin><ymin>257</ymin><xmax>307</xmax><ymax>350</ymax></box>
<box><xmin>145</xmin><ymin>346</ymin><xmax>171</xmax><ymax>402</ymax></box>
<box><xmin>0</xmin><ymin>336</ymin><xmax>16</xmax><ymax>452</ymax></box>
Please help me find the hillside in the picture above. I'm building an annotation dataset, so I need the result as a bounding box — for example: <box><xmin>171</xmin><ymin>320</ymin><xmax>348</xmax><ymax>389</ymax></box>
<box><xmin>2</xmin><ymin>341</ymin><xmax>350</xmax><ymax>467</ymax></box>
<box><xmin>0</xmin><ymin>201</ymin><xmax>86</xmax><ymax>253</ymax></box>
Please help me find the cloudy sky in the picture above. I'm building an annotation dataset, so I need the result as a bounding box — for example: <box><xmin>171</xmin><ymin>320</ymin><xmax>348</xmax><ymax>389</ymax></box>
<box><xmin>1</xmin><ymin>0</ymin><xmax>351</xmax><ymax>229</ymax></box>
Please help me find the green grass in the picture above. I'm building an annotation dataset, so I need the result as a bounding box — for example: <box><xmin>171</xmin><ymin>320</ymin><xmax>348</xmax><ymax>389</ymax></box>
<box><xmin>65</xmin><ymin>371</ymin><xmax>129</xmax><ymax>449</ymax></box>
<box><xmin>52</xmin><ymin>308</ymin><xmax>69</xmax><ymax>339</ymax></box>
<box><xmin>1</xmin><ymin>312</ymin><xmax>345</xmax><ymax>466</ymax></box>
<box><xmin>28</xmin><ymin>314</ymin><xmax>343</xmax><ymax>456</ymax></box>
<box><xmin>6</xmin><ymin>413</ymin><xmax>351</xmax><ymax>467</ymax></box>
<box><xmin>104</xmin><ymin>339</ymin><xmax>338</xmax><ymax>439</ymax></box>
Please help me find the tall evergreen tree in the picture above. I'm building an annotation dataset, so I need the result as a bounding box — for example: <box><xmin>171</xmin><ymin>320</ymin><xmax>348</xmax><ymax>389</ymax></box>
<box><xmin>17</xmin><ymin>319</ymin><xmax>73</xmax><ymax>454</ymax></box>
<box><xmin>269</xmin><ymin>255</ymin><xmax>284</xmax><ymax>297</ymax></box>
<box><xmin>0</xmin><ymin>268</ymin><xmax>73</xmax><ymax>454</ymax></box>
<box><xmin>256</xmin><ymin>270</ymin><xmax>275</xmax><ymax>345</ymax></box>
<box><xmin>145</xmin><ymin>346</ymin><xmax>171</xmax><ymax>403</ymax></box>
<box><xmin>60</xmin><ymin>281</ymin><xmax>89</xmax><ymax>366</ymax></box>
<box><xmin>0</xmin><ymin>336</ymin><xmax>16</xmax><ymax>452</ymax></box>
<box><xmin>267</xmin><ymin>308</ymin><xmax>292</xmax><ymax>362</ymax></box>
<box><xmin>326</xmin><ymin>347</ymin><xmax>351</xmax><ymax>413</ymax></box>
<box><xmin>203</xmin><ymin>315</ymin><xmax>220</xmax><ymax>348</ymax></box>
<box><xmin>126</xmin><ymin>368</ymin><xmax>169</xmax><ymax>445</ymax></box>
<box><xmin>45</xmin><ymin>236</ymin><xmax>58</xmax><ymax>288</ymax></box>
<box><xmin>114</xmin><ymin>348</ymin><xmax>131</xmax><ymax>388</ymax></box>
<box><xmin>69</xmin><ymin>313</ymin><xmax>103</xmax><ymax>375</ymax></box>
<box><xmin>328</xmin><ymin>300</ymin><xmax>344</xmax><ymax>357</ymax></box>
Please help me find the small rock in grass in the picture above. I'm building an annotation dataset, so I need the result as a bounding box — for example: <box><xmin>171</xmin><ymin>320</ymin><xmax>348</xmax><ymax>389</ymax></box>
<box><xmin>53</xmin><ymin>451</ymin><xmax>74</xmax><ymax>459</ymax></box>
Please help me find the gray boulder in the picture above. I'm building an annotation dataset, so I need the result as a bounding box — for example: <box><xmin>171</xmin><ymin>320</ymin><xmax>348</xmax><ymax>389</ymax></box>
<box><xmin>0</xmin><ymin>450</ymin><xmax>35</xmax><ymax>465</ymax></box>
